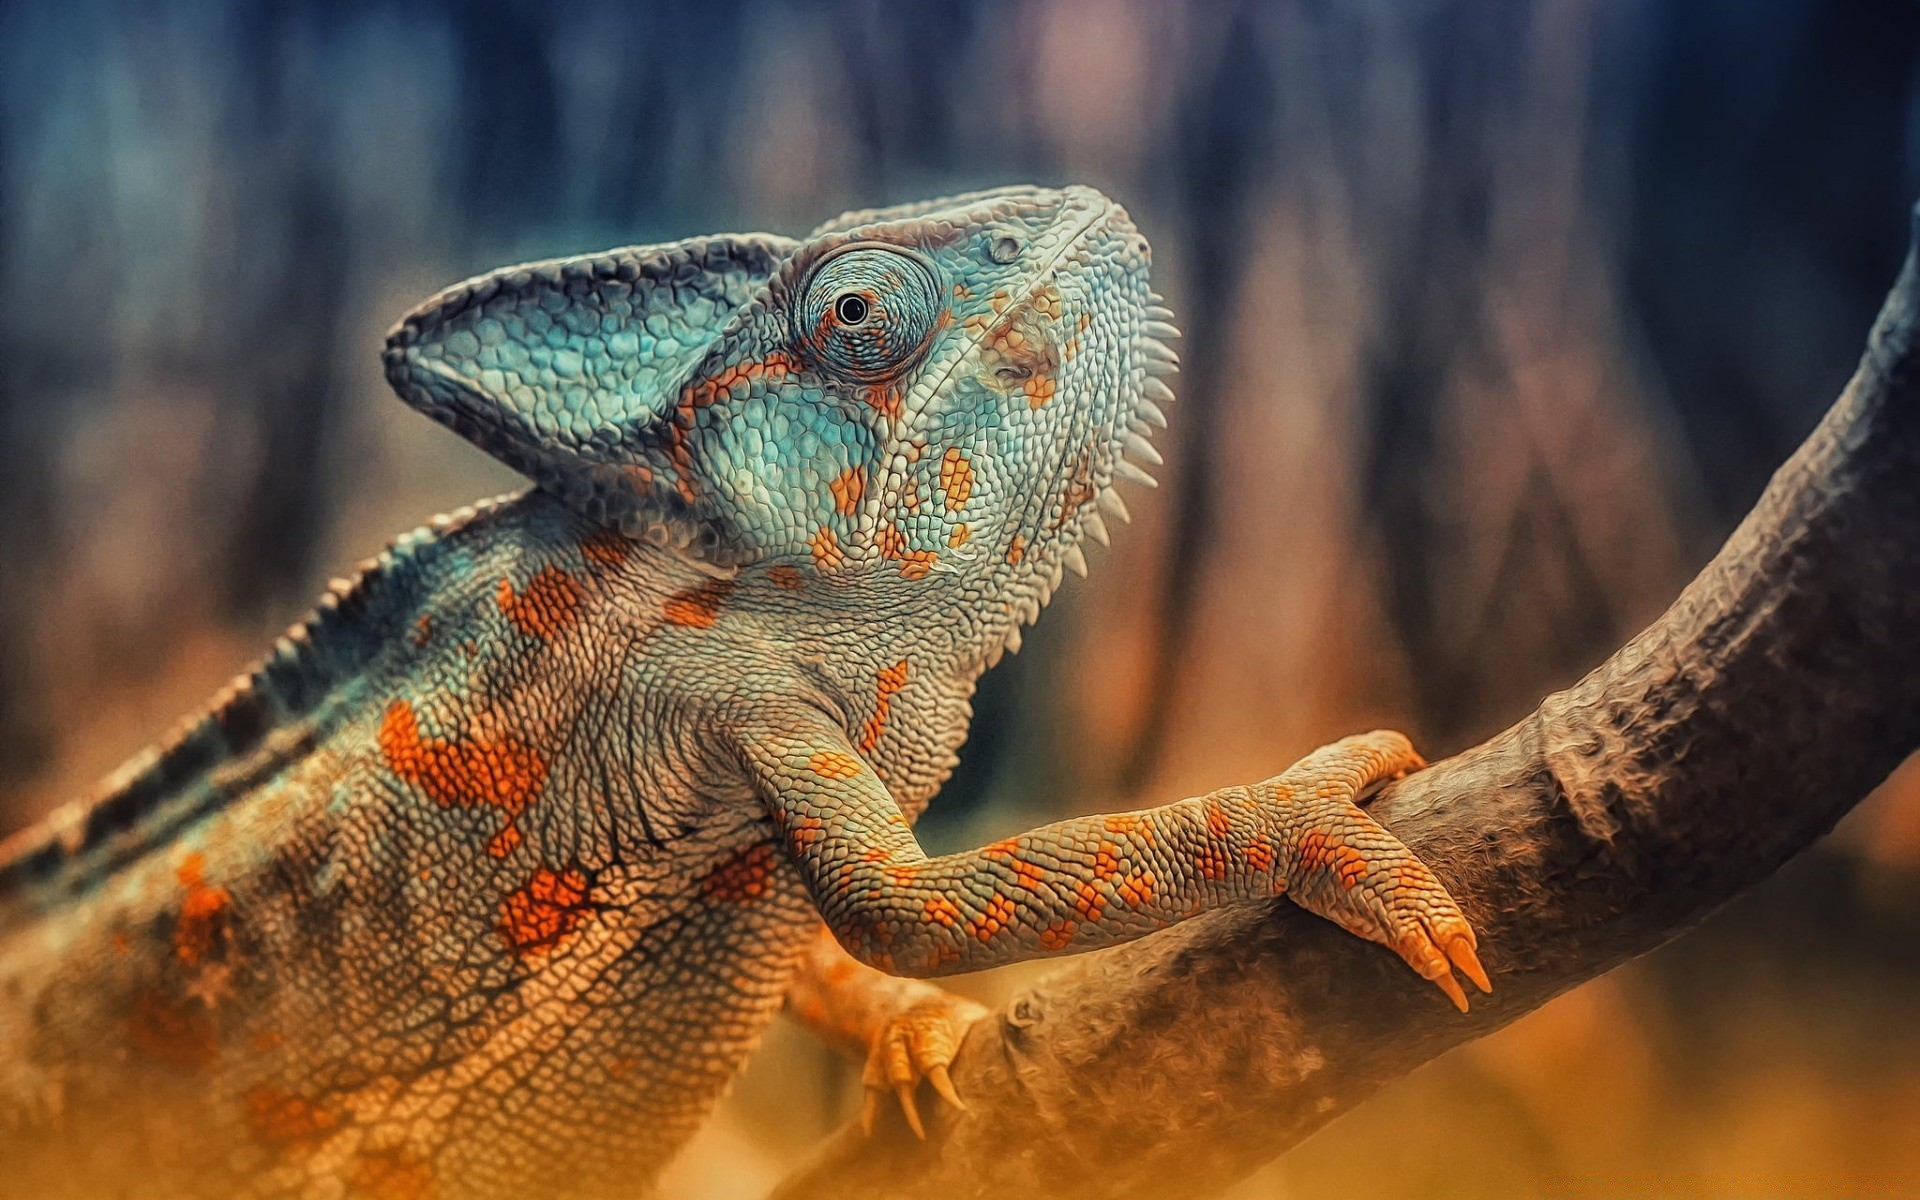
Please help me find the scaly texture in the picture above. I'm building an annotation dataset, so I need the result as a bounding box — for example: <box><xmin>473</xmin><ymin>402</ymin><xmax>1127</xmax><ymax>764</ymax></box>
<box><xmin>0</xmin><ymin>186</ymin><xmax>1481</xmax><ymax>1199</ymax></box>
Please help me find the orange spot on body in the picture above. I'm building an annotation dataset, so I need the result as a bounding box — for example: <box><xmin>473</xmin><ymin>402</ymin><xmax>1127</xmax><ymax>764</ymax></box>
<box><xmin>949</xmin><ymin>523</ymin><xmax>971</xmax><ymax>547</ymax></box>
<box><xmin>863</xmin><ymin>384</ymin><xmax>904</xmax><ymax>418</ymax></box>
<box><xmin>410</xmin><ymin>614</ymin><xmax>433</xmax><ymax>648</ymax></box>
<box><xmin>243</xmin><ymin>1086</ymin><xmax>338</xmax><ymax>1148</ymax></box>
<box><xmin>808</xmin><ymin>750</ymin><xmax>863</xmax><ymax>780</ymax></box>
<box><xmin>859</xmin><ymin>660</ymin><xmax>910</xmax><ymax>752</ymax></box>
<box><xmin>663</xmin><ymin>578</ymin><xmax>734</xmax><ymax>628</ymax></box>
<box><xmin>126</xmin><ymin>990</ymin><xmax>218</xmax><ymax>1070</ymax></box>
<box><xmin>875</xmin><ymin>523</ymin><xmax>937</xmax><ymax>578</ymax></box>
<box><xmin>496</xmin><ymin>566</ymin><xmax>583</xmax><ymax>639</ymax></box>
<box><xmin>1007</xmin><ymin>536</ymin><xmax>1026</xmax><ymax>565</ymax></box>
<box><xmin>173</xmin><ymin>852</ymin><xmax>231</xmax><ymax>969</ymax></box>
<box><xmin>939</xmin><ymin>448</ymin><xmax>974</xmax><ymax>511</ymax></box>
<box><xmin>1056</xmin><ymin>451</ymin><xmax>1097</xmax><ymax>529</ymax></box>
<box><xmin>681</xmin><ymin>353</ymin><xmax>796</xmax><ymax>411</ymax></box>
<box><xmin>1040</xmin><ymin>921</ymin><xmax>1076</xmax><ymax>950</ymax></box>
<box><xmin>810</xmin><ymin>526</ymin><xmax>846</xmax><ymax>570</ymax></box>
<box><xmin>830</xmin><ymin>466</ymin><xmax>867</xmax><ymax>516</ymax></box>
<box><xmin>498</xmin><ymin>865</ymin><xmax>596</xmax><ymax>956</ymax></box>
<box><xmin>378</xmin><ymin>701</ymin><xmax>548</xmax><ymax>859</ymax></box>
<box><xmin>768</xmin><ymin>565</ymin><xmax>805</xmax><ymax>590</ymax></box>
<box><xmin>701</xmin><ymin>843</ymin><xmax>778</xmax><ymax>903</ymax></box>
<box><xmin>353</xmin><ymin>1150</ymin><xmax>438</xmax><ymax>1200</ymax></box>
<box><xmin>580</xmin><ymin>528</ymin><xmax>634</xmax><ymax>569</ymax></box>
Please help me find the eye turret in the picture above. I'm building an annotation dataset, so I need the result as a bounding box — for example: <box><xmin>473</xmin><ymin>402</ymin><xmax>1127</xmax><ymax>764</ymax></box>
<box><xmin>798</xmin><ymin>245</ymin><xmax>944</xmax><ymax>384</ymax></box>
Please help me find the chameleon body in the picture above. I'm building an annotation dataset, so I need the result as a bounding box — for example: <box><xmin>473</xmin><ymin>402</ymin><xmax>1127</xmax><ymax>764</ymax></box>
<box><xmin>0</xmin><ymin>187</ymin><xmax>1486</xmax><ymax>1198</ymax></box>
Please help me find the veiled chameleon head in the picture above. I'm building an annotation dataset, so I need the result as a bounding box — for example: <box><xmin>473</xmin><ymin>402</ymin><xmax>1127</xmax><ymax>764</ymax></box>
<box><xmin>385</xmin><ymin>186</ymin><xmax>1177</xmax><ymax>645</ymax></box>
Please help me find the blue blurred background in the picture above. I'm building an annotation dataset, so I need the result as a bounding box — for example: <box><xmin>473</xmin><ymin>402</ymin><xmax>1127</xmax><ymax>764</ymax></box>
<box><xmin>3</xmin><ymin>1</ymin><xmax>1919</xmax><ymax>1195</ymax></box>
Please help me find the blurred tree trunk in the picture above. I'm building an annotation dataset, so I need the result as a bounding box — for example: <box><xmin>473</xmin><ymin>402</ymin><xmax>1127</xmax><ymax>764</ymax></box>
<box><xmin>769</xmin><ymin>209</ymin><xmax>1920</xmax><ymax>1200</ymax></box>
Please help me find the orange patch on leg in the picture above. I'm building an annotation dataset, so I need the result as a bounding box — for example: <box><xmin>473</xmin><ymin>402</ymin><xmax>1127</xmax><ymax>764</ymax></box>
<box><xmin>378</xmin><ymin>701</ymin><xmax>548</xmax><ymax>859</ymax></box>
<box><xmin>496</xmin><ymin>567</ymin><xmax>583</xmax><ymax>638</ymax></box>
<box><xmin>807</xmin><ymin>750</ymin><xmax>863</xmax><ymax>780</ymax></box>
<box><xmin>700</xmin><ymin>843</ymin><xmax>778</xmax><ymax>903</ymax></box>
<box><xmin>966</xmin><ymin>892</ymin><xmax>1017</xmax><ymax>942</ymax></box>
<box><xmin>498</xmin><ymin>865</ymin><xmax>597</xmax><ymax>956</ymax></box>
<box><xmin>1244</xmin><ymin>837</ymin><xmax>1277</xmax><ymax>873</ymax></box>
<box><xmin>922</xmin><ymin>895</ymin><xmax>963</xmax><ymax>929</ymax></box>
<box><xmin>1073</xmin><ymin>880</ymin><xmax>1106</xmax><ymax>922</ymax></box>
<box><xmin>858</xmin><ymin>660</ymin><xmax>910</xmax><ymax>752</ymax></box>
<box><xmin>662</xmin><ymin>578</ymin><xmax>735</xmax><ymax>627</ymax></box>
<box><xmin>1331</xmin><ymin>844</ymin><xmax>1370</xmax><ymax>889</ymax></box>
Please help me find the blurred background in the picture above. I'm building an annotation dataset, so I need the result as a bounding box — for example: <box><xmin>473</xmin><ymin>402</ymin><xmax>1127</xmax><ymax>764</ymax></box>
<box><xmin>4</xmin><ymin>0</ymin><xmax>1920</xmax><ymax>1196</ymax></box>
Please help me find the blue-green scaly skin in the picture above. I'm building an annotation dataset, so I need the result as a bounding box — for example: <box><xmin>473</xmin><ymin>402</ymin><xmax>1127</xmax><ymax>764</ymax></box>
<box><xmin>0</xmin><ymin>186</ymin><xmax>1483</xmax><ymax>1199</ymax></box>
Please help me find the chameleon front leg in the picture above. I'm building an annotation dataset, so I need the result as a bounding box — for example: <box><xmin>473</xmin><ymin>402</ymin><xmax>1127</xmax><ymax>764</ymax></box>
<box><xmin>742</xmin><ymin>717</ymin><xmax>1490</xmax><ymax>1007</ymax></box>
<box><xmin>786</xmin><ymin>926</ymin><xmax>987</xmax><ymax>1137</ymax></box>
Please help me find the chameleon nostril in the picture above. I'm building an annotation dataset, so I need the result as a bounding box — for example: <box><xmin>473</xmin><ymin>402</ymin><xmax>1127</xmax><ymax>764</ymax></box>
<box><xmin>988</xmin><ymin>235</ymin><xmax>1022</xmax><ymax>264</ymax></box>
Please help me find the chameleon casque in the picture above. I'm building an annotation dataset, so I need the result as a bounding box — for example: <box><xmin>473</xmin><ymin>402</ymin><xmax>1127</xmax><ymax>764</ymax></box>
<box><xmin>0</xmin><ymin>185</ymin><xmax>1489</xmax><ymax>1198</ymax></box>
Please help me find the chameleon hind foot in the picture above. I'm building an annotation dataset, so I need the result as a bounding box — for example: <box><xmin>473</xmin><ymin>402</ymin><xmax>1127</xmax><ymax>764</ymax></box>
<box><xmin>858</xmin><ymin>990</ymin><xmax>988</xmax><ymax>1138</ymax></box>
<box><xmin>1269</xmin><ymin>730</ymin><xmax>1492</xmax><ymax>1011</ymax></box>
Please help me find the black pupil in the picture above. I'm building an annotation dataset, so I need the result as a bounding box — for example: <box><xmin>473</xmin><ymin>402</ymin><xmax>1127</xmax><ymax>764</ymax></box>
<box><xmin>835</xmin><ymin>294</ymin><xmax>870</xmax><ymax>324</ymax></box>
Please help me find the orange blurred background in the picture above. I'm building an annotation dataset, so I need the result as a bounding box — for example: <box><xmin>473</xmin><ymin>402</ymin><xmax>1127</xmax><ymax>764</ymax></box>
<box><xmin>2</xmin><ymin>2</ymin><xmax>1917</xmax><ymax>1196</ymax></box>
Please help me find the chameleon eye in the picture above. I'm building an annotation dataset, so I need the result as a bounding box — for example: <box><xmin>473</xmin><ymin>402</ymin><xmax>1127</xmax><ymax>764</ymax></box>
<box><xmin>834</xmin><ymin>293</ymin><xmax>870</xmax><ymax>325</ymax></box>
<box><xmin>798</xmin><ymin>245</ymin><xmax>943</xmax><ymax>384</ymax></box>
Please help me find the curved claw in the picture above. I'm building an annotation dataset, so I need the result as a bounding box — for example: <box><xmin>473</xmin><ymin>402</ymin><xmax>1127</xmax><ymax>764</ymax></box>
<box><xmin>895</xmin><ymin>1083</ymin><xmax>926</xmax><ymax>1140</ymax></box>
<box><xmin>858</xmin><ymin>990</ymin><xmax>986</xmax><ymax>1138</ymax></box>
<box><xmin>1447</xmin><ymin>933</ymin><xmax>1492</xmax><ymax>994</ymax></box>
<box><xmin>926</xmin><ymin>1063</ymin><xmax>966</xmax><ymax>1111</ymax></box>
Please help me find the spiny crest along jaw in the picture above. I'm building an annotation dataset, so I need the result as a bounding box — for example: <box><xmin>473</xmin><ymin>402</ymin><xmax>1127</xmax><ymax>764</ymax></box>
<box><xmin>980</xmin><ymin>291</ymin><xmax>1180</xmax><ymax>668</ymax></box>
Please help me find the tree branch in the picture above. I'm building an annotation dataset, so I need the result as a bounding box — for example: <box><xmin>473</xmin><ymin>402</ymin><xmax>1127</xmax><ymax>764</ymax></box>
<box><xmin>770</xmin><ymin>206</ymin><xmax>1920</xmax><ymax>1200</ymax></box>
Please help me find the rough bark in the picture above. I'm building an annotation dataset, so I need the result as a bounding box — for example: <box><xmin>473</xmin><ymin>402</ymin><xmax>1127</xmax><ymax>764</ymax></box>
<box><xmin>769</xmin><ymin>208</ymin><xmax>1920</xmax><ymax>1200</ymax></box>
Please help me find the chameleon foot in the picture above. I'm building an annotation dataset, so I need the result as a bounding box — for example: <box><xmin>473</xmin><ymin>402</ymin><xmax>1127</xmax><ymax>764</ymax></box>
<box><xmin>1271</xmin><ymin>730</ymin><xmax>1493</xmax><ymax>1011</ymax></box>
<box><xmin>859</xmin><ymin>990</ymin><xmax>988</xmax><ymax>1139</ymax></box>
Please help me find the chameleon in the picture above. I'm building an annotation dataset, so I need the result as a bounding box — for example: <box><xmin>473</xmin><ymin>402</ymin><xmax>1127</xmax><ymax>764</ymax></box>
<box><xmin>0</xmin><ymin>185</ymin><xmax>1488</xmax><ymax>1199</ymax></box>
